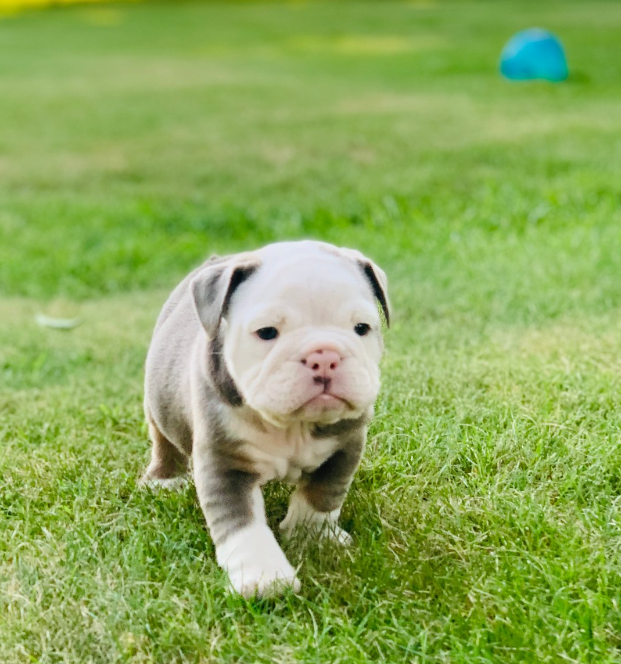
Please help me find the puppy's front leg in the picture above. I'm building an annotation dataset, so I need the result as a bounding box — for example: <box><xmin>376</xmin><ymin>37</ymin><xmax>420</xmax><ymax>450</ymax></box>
<box><xmin>280</xmin><ymin>433</ymin><xmax>365</xmax><ymax>546</ymax></box>
<box><xmin>193</xmin><ymin>444</ymin><xmax>300</xmax><ymax>598</ymax></box>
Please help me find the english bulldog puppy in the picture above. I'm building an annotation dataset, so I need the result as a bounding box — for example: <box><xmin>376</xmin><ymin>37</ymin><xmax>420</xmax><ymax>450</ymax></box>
<box><xmin>142</xmin><ymin>240</ymin><xmax>389</xmax><ymax>598</ymax></box>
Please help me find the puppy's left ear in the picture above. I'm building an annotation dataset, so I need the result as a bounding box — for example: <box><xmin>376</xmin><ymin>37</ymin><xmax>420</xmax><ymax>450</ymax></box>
<box><xmin>190</xmin><ymin>254</ymin><xmax>261</xmax><ymax>339</ymax></box>
<box><xmin>359</xmin><ymin>259</ymin><xmax>390</xmax><ymax>327</ymax></box>
<box><xmin>334</xmin><ymin>247</ymin><xmax>390</xmax><ymax>327</ymax></box>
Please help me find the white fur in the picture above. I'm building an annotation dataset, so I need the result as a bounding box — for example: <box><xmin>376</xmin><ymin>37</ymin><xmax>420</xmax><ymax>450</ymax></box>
<box><xmin>229</xmin><ymin>409</ymin><xmax>344</xmax><ymax>483</ymax></box>
<box><xmin>141</xmin><ymin>476</ymin><xmax>189</xmax><ymax>492</ymax></box>
<box><xmin>222</xmin><ymin>242</ymin><xmax>383</xmax><ymax>428</ymax></box>
<box><xmin>215</xmin><ymin>488</ymin><xmax>300</xmax><ymax>598</ymax></box>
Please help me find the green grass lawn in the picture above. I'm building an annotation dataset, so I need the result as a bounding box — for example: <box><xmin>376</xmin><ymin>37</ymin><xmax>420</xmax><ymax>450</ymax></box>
<box><xmin>2</xmin><ymin>0</ymin><xmax>621</xmax><ymax>661</ymax></box>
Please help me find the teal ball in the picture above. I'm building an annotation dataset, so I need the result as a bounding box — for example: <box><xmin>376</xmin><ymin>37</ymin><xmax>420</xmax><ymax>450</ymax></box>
<box><xmin>500</xmin><ymin>28</ymin><xmax>568</xmax><ymax>82</ymax></box>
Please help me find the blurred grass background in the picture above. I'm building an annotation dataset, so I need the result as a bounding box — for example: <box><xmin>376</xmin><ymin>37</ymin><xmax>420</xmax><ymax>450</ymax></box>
<box><xmin>1</xmin><ymin>0</ymin><xmax>619</xmax><ymax>304</ymax></box>
<box><xmin>0</xmin><ymin>0</ymin><xmax>131</xmax><ymax>13</ymax></box>
<box><xmin>2</xmin><ymin>1</ymin><xmax>621</xmax><ymax>662</ymax></box>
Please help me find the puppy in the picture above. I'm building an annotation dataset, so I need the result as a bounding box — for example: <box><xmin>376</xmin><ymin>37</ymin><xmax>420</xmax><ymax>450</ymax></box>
<box><xmin>142</xmin><ymin>240</ymin><xmax>389</xmax><ymax>597</ymax></box>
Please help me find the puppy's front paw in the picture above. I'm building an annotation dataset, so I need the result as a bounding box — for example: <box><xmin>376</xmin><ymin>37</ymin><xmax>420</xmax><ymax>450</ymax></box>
<box><xmin>216</xmin><ymin>524</ymin><xmax>301</xmax><ymax>598</ymax></box>
<box><xmin>140</xmin><ymin>475</ymin><xmax>189</xmax><ymax>492</ymax></box>
<box><xmin>281</xmin><ymin>517</ymin><xmax>353</xmax><ymax>547</ymax></box>
<box><xmin>320</xmin><ymin>524</ymin><xmax>353</xmax><ymax>547</ymax></box>
<box><xmin>279</xmin><ymin>490</ymin><xmax>352</xmax><ymax>546</ymax></box>
<box><xmin>228</xmin><ymin>559</ymin><xmax>301</xmax><ymax>599</ymax></box>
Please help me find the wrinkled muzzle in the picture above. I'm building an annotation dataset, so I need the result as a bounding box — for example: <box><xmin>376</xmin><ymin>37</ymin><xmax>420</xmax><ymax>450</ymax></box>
<box><xmin>240</xmin><ymin>331</ymin><xmax>381</xmax><ymax>427</ymax></box>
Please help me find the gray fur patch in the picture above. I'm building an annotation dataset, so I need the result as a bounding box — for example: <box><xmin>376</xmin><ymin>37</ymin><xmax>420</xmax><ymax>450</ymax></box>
<box><xmin>191</xmin><ymin>260</ymin><xmax>259</xmax><ymax>338</ymax></box>
<box><xmin>196</xmin><ymin>402</ymin><xmax>260</xmax><ymax>548</ymax></box>
<box><xmin>301</xmin><ymin>426</ymin><xmax>366</xmax><ymax>513</ymax></box>
<box><xmin>312</xmin><ymin>415</ymin><xmax>368</xmax><ymax>439</ymax></box>
<box><xmin>203</xmin><ymin>262</ymin><xmax>261</xmax><ymax>407</ymax></box>
<box><xmin>208</xmin><ymin>331</ymin><xmax>243</xmax><ymax>407</ymax></box>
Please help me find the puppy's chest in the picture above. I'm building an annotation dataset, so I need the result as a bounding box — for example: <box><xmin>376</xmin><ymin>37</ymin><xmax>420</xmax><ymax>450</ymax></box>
<box><xmin>233</xmin><ymin>421</ymin><xmax>339</xmax><ymax>484</ymax></box>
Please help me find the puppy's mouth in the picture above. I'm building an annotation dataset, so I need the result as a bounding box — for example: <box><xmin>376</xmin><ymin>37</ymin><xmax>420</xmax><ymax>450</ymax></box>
<box><xmin>301</xmin><ymin>386</ymin><xmax>354</xmax><ymax>412</ymax></box>
<box><xmin>305</xmin><ymin>393</ymin><xmax>347</xmax><ymax>408</ymax></box>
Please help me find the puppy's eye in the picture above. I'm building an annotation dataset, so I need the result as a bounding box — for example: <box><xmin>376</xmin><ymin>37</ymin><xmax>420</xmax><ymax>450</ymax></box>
<box><xmin>354</xmin><ymin>323</ymin><xmax>371</xmax><ymax>337</ymax></box>
<box><xmin>256</xmin><ymin>327</ymin><xmax>279</xmax><ymax>341</ymax></box>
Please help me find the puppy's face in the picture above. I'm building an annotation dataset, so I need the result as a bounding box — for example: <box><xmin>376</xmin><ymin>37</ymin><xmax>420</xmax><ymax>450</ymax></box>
<box><xmin>192</xmin><ymin>242</ymin><xmax>389</xmax><ymax>427</ymax></box>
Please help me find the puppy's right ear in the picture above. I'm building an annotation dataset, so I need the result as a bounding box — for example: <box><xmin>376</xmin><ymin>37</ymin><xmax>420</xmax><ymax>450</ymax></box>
<box><xmin>190</xmin><ymin>255</ymin><xmax>260</xmax><ymax>339</ymax></box>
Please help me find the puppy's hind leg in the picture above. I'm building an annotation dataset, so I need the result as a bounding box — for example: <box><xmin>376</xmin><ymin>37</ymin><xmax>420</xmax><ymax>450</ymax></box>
<box><xmin>140</xmin><ymin>410</ymin><xmax>189</xmax><ymax>491</ymax></box>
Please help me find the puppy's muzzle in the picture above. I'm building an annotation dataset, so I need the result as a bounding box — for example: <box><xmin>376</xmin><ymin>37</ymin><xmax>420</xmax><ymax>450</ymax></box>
<box><xmin>301</xmin><ymin>348</ymin><xmax>342</xmax><ymax>390</ymax></box>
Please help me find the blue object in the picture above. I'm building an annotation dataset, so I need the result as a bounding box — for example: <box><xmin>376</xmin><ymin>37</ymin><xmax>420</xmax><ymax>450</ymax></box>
<box><xmin>500</xmin><ymin>28</ymin><xmax>568</xmax><ymax>82</ymax></box>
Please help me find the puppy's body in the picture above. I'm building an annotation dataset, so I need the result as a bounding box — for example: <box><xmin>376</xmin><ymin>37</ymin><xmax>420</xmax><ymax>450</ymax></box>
<box><xmin>143</xmin><ymin>241</ymin><xmax>388</xmax><ymax>597</ymax></box>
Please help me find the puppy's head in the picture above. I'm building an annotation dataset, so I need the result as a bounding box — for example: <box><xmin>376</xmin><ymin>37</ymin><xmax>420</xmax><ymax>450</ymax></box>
<box><xmin>191</xmin><ymin>241</ymin><xmax>389</xmax><ymax>427</ymax></box>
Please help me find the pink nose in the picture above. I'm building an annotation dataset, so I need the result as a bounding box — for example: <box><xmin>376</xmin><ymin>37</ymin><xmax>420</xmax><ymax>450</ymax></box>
<box><xmin>301</xmin><ymin>349</ymin><xmax>341</xmax><ymax>381</ymax></box>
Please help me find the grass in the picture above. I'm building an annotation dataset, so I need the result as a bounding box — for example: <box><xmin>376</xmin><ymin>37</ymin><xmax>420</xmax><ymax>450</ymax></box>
<box><xmin>1</xmin><ymin>0</ymin><xmax>621</xmax><ymax>661</ymax></box>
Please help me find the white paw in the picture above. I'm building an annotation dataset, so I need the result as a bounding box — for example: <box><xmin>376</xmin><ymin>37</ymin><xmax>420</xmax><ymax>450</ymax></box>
<box><xmin>140</xmin><ymin>476</ymin><xmax>188</xmax><ymax>492</ymax></box>
<box><xmin>321</xmin><ymin>524</ymin><xmax>353</xmax><ymax>547</ymax></box>
<box><xmin>217</xmin><ymin>524</ymin><xmax>301</xmax><ymax>599</ymax></box>
<box><xmin>279</xmin><ymin>491</ymin><xmax>352</xmax><ymax>546</ymax></box>
<box><xmin>228</xmin><ymin>560</ymin><xmax>301</xmax><ymax>599</ymax></box>
<box><xmin>281</xmin><ymin>518</ymin><xmax>353</xmax><ymax>546</ymax></box>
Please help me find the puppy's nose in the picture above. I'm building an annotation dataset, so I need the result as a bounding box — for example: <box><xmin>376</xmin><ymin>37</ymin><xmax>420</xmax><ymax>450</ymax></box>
<box><xmin>301</xmin><ymin>349</ymin><xmax>341</xmax><ymax>380</ymax></box>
